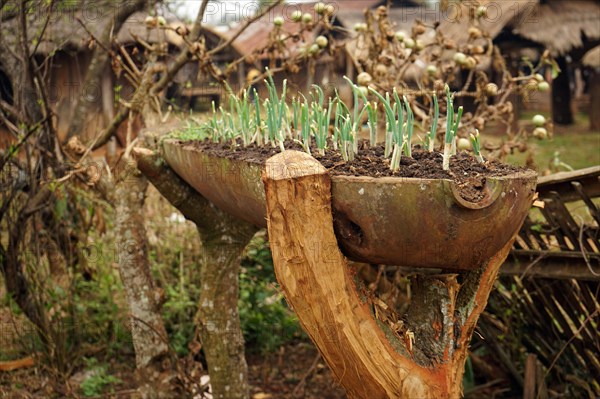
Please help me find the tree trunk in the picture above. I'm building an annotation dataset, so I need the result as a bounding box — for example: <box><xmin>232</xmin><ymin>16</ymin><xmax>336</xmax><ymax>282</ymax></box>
<box><xmin>0</xmin><ymin>242</ymin><xmax>49</xmax><ymax>343</ymax></box>
<box><xmin>0</xmin><ymin>2</ymin><xmax>58</xmax><ymax>364</ymax></box>
<box><xmin>134</xmin><ymin>147</ymin><xmax>256</xmax><ymax>399</ymax></box>
<box><xmin>552</xmin><ymin>56</ymin><xmax>574</xmax><ymax>125</ymax></box>
<box><xmin>196</xmin><ymin>224</ymin><xmax>255</xmax><ymax>399</ymax></box>
<box><xmin>114</xmin><ymin>160</ymin><xmax>174</xmax><ymax>398</ymax></box>
<box><xmin>590</xmin><ymin>70</ymin><xmax>600</xmax><ymax>131</ymax></box>
<box><xmin>262</xmin><ymin>150</ymin><xmax>516</xmax><ymax>398</ymax></box>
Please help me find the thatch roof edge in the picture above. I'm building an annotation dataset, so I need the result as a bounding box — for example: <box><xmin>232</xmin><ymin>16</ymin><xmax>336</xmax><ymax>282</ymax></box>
<box><xmin>510</xmin><ymin>0</ymin><xmax>600</xmax><ymax>56</ymax></box>
<box><xmin>583</xmin><ymin>46</ymin><xmax>600</xmax><ymax>68</ymax></box>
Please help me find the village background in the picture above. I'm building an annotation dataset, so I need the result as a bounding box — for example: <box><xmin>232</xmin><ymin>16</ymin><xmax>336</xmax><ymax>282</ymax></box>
<box><xmin>0</xmin><ymin>0</ymin><xmax>599</xmax><ymax>398</ymax></box>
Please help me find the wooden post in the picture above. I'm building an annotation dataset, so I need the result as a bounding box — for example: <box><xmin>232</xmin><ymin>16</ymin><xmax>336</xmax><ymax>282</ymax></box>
<box><xmin>589</xmin><ymin>69</ymin><xmax>600</xmax><ymax>131</ymax></box>
<box><xmin>262</xmin><ymin>150</ymin><xmax>517</xmax><ymax>399</ymax></box>
<box><xmin>523</xmin><ymin>354</ymin><xmax>537</xmax><ymax>399</ymax></box>
<box><xmin>135</xmin><ymin>148</ymin><xmax>256</xmax><ymax>399</ymax></box>
<box><xmin>552</xmin><ymin>56</ymin><xmax>574</xmax><ymax>125</ymax></box>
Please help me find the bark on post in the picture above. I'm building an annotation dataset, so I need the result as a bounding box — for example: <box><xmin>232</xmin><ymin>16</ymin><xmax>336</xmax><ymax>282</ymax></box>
<box><xmin>113</xmin><ymin>159</ymin><xmax>174</xmax><ymax>398</ymax></box>
<box><xmin>262</xmin><ymin>150</ymin><xmax>516</xmax><ymax>399</ymax></box>
<box><xmin>195</xmin><ymin>219</ymin><xmax>256</xmax><ymax>399</ymax></box>
<box><xmin>135</xmin><ymin>148</ymin><xmax>256</xmax><ymax>399</ymax></box>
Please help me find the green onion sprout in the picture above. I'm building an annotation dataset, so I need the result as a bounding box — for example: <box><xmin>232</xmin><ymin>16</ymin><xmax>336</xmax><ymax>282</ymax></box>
<box><xmin>428</xmin><ymin>92</ymin><xmax>439</xmax><ymax>152</ymax></box>
<box><xmin>192</xmin><ymin>73</ymin><xmax>485</xmax><ymax>173</ymax></box>
<box><xmin>470</xmin><ymin>129</ymin><xmax>484</xmax><ymax>163</ymax></box>
<box><xmin>442</xmin><ymin>85</ymin><xmax>463</xmax><ymax>171</ymax></box>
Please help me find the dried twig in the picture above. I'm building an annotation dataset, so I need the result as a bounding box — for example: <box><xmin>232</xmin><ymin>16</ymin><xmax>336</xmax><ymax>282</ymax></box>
<box><xmin>291</xmin><ymin>353</ymin><xmax>322</xmax><ymax>397</ymax></box>
<box><xmin>539</xmin><ymin>308</ymin><xmax>600</xmax><ymax>399</ymax></box>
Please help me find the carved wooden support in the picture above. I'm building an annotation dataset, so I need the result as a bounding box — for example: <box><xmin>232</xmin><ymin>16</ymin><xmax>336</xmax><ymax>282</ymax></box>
<box><xmin>262</xmin><ymin>150</ymin><xmax>515</xmax><ymax>399</ymax></box>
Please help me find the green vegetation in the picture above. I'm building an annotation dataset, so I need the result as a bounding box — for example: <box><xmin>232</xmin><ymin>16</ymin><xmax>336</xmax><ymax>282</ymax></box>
<box><xmin>470</xmin><ymin>130</ymin><xmax>484</xmax><ymax>163</ymax></box>
<box><xmin>443</xmin><ymin>85</ymin><xmax>463</xmax><ymax>170</ymax></box>
<box><xmin>176</xmin><ymin>74</ymin><xmax>471</xmax><ymax>173</ymax></box>
<box><xmin>507</xmin><ymin>131</ymin><xmax>600</xmax><ymax>172</ymax></box>
<box><xmin>1</xmin><ymin>189</ymin><xmax>303</xmax><ymax>389</ymax></box>
<box><xmin>239</xmin><ymin>235</ymin><xmax>302</xmax><ymax>354</ymax></box>
<box><xmin>80</xmin><ymin>357</ymin><xmax>122</xmax><ymax>397</ymax></box>
<box><xmin>427</xmin><ymin>92</ymin><xmax>439</xmax><ymax>152</ymax></box>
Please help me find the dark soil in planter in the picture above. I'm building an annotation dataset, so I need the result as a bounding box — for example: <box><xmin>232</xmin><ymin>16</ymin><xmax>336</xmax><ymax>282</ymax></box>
<box><xmin>179</xmin><ymin>138</ymin><xmax>528</xmax><ymax>202</ymax></box>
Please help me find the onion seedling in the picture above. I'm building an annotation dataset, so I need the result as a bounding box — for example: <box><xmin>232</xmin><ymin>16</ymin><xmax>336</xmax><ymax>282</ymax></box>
<box><xmin>470</xmin><ymin>129</ymin><xmax>484</xmax><ymax>163</ymax></box>
<box><xmin>195</xmin><ymin>74</ymin><xmax>486</xmax><ymax>172</ymax></box>
<box><xmin>252</xmin><ymin>89</ymin><xmax>265</xmax><ymax>145</ymax></box>
<box><xmin>369</xmin><ymin>89</ymin><xmax>398</xmax><ymax>158</ymax></box>
<box><xmin>264</xmin><ymin>70</ymin><xmax>287</xmax><ymax>151</ymax></box>
<box><xmin>298</xmin><ymin>101</ymin><xmax>311</xmax><ymax>154</ymax></box>
<box><xmin>338</xmin><ymin>115</ymin><xmax>355</xmax><ymax>162</ymax></box>
<box><xmin>334</xmin><ymin>99</ymin><xmax>355</xmax><ymax>161</ymax></box>
<box><xmin>325</xmin><ymin>97</ymin><xmax>334</xmax><ymax>148</ymax></box>
<box><xmin>292</xmin><ymin>94</ymin><xmax>311</xmax><ymax>154</ymax></box>
<box><xmin>208</xmin><ymin>101</ymin><xmax>221</xmax><ymax>142</ymax></box>
<box><xmin>389</xmin><ymin>92</ymin><xmax>405</xmax><ymax>172</ymax></box>
<box><xmin>450</xmin><ymin>105</ymin><xmax>463</xmax><ymax>156</ymax></box>
<box><xmin>228</xmin><ymin>88</ymin><xmax>253</xmax><ymax>146</ymax></box>
<box><xmin>292</xmin><ymin>97</ymin><xmax>300</xmax><ymax>137</ymax></box>
<box><xmin>389</xmin><ymin>133</ymin><xmax>401</xmax><ymax>171</ymax></box>
<box><xmin>310</xmin><ymin>85</ymin><xmax>330</xmax><ymax>155</ymax></box>
<box><xmin>332</xmin><ymin>91</ymin><xmax>342</xmax><ymax>151</ymax></box>
<box><xmin>227</xmin><ymin>110</ymin><xmax>236</xmax><ymax>141</ymax></box>
<box><xmin>366</xmin><ymin>101</ymin><xmax>378</xmax><ymax>146</ymax></box>
<box><xmin>442</xmin><ymin>85</ymin><xmax>463</xmax><ymax>171</ymax></box>
<box><xmin>427</xmin><ymin>92</ymin><xmax>439</xmax><ymax>152</ymax></box>
<box><xmin>403</xmin><ymin>95</ymin><xmax>414</xmax><ymax>157</ymax></box>
<box><xmin>342</xmin><ymin>76</ymin><xmax>368</xmax><ymax>155</ymax></box>
<box><xmin>291</xmin><ymin>96</ymin><xmax>310</xmax><ymax>152</ymax></box>
<box><xmin>369</xmin><ymin>87</ymin><xmax>407</xmax><ymax>170</ymax></box>
<box><xmin>264</xmin><ymin>98</ymin><xmax>285</xmax><ymax>151</ymax></box>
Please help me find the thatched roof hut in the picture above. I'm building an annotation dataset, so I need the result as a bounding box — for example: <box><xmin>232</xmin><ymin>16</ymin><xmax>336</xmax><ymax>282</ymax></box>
<box><xmin>583</xmin><ymin>46</ymin><xmax>600</xmax><ymax>69</ymax></box>
<box><xmin>434</xmin><ymin>0</ymin><xmax>600</xmax><ymax>56</ymax></box>
<box><xmin>0</xmin><ymin>3</ymin><xmax>183</xmax><ymax>52</ymax></box>
<box><xmin>221</xmin><ymin>2</ymin><xmax>322</xmax><ymax>58</ymax></box>
<box><xmin>0</xmin><ymin>2</ymin><xmax>243</xmax><ymax>142</ymax></box>
<box><xmin>504</xmin><ymin>0</ymin><xmax>600</xmax><ymax>124</ymax></box>
<box><xmin>438</xmin><ymin>0</ymin><xmax>533</xmax><ymax>44</ymax></box>
<box><xmin>218</xmin><ymin>1</ymin><xmax>373</xmax><ymax>96</ymax></box>
<box><xmin>219</xmin><ymin>1</ymin><xmax>381</xmax><ymax>59</ymax></box>
<box><xmin>509</xmin><ymin>0</ymin><xmax>600</xmax><ymax>56</ymax></box>
<box><xmin>226</xmin><ymin>0</ymin><xmax>409</xmax><ymax>54</ymax></box>
<box><xmin>1</xmin><ymin>6</ymin><xmax>239</xmax><ymax>59</ymax></box>
<box><xmin>403</xmin><ymin>0</ymin><xmax>599</xmax><ymax>124</ymax></box>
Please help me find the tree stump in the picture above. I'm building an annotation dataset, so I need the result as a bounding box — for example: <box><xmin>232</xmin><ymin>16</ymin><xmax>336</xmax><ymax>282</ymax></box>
<box><xmin>262</xmin><ymin>150</ymin><xmax>516</xmax><ymax>399</ymax></box>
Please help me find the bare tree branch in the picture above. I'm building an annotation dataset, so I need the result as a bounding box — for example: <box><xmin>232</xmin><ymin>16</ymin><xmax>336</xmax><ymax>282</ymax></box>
<box><xmin>29</xmin><ymin>0</ymin><xmax>55</xmax><ymax>58</ymax></box>
<box><xmin>151</xmin><ymin>0</ymin><xmax>283</xmax><ymax>95</ymax></box>
<box><xmin>93</xmin><ymin>1</ymin><xmax>284</xmax><ymax>149</ymax></box>
<box><xmin>149</xmin><ymin>0</ymin><xmax>210</xmax><ymax>95</ymax></box>
<box><xmin>90</xmin><ymin>108</ymin><xmax>129</xmax><ymax>150</ymax></box>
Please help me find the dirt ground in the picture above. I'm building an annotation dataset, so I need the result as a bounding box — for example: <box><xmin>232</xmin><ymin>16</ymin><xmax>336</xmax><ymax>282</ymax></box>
<box><xmin>247</xmin><ymin>343</ymin><xmax>346</xmax><ymax>399</ymax></box>
<box><xmin>0</xmin><ymin>342</ymin><xmax>346</xmax><ymax>398</ymax></box>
